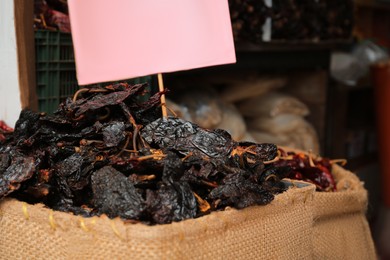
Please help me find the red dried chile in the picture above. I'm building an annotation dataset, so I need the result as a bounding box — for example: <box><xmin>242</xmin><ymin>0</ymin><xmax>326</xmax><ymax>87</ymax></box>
<box><xmin>273</xmin><ymin>148</ymin><xmax>337</xmax><ymax>192</ymax></box>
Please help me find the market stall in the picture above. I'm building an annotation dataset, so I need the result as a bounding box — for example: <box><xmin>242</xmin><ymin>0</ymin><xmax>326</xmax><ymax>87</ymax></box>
<box><xmin>0</xmin><ymin>0</ymin><xmax>382</xmax><ymax>259</ymax></box>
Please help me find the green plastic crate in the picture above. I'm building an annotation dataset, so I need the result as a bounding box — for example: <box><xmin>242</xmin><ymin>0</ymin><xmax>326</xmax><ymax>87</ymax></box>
<box><xmin>35</xmin><ymin>30</ymin><xmax>78</xmax><ymax>114</ymax></box>
<box><xmin>35</xmin><ymin>30</ymin><xmax>153</xmax><ymax>114</ymax></box>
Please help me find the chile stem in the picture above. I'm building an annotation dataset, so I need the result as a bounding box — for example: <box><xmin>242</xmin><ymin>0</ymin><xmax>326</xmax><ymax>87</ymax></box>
<box><xmin>158</xmin><ymin>73</ymin><xmax>167</xmax><ymax>118</ymax></box>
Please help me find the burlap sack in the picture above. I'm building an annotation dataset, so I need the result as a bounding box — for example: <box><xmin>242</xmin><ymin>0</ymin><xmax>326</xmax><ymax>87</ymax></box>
<box><xmin>279</xmin><ymin>146</ymin><xmax>377</xmax><ymax>259</ymax></box>
<box><xmin>312</xmin><ymin>164</ymin><xmax>377</xmax><ymax>260</ymax></box>
<box><xmin>0</xmin><ymin>182</ymin><xmax>315</xmax><ymax>259</ymax></box>
<box><xmin>165</xmin><ymin>99</ymin><xmax>192</xmax><ymax>122</ymax></box>
<box><xmin>247</xmin><ymin>116</ymin><xmax>320</xmax><ymax>153</ymax></box>
<box><xmin>238</xmin><ymin>132</ymin><xmax>257</xmax><ymax>143</ymax></box>
<box><xmin>214</xmin><ymin>103</ymin><xmax>247</xmax><ymax>141</ymax></box>
<box><xmin>220</xmin><ymin>77</ymin><xmax>287</xmax><ymax>103</ymax></box>
<box><xmin>249</xmin><ymin>130</ymin><xmax>294</xmax><ymax>147</ymax></box>
<box><xmin>247</xmin><ymin>114</ymin><xmax>310</xmax><ymax>134</ymax></box>
<box><xmin>174</xmin><ymin>89</ymin><xmax>223</xmax><ymax>129</ymax></box>
<box><xmin>237</xmin><ymin>92</ymin><xmax>310</xmax><ymax>118</ymax></box>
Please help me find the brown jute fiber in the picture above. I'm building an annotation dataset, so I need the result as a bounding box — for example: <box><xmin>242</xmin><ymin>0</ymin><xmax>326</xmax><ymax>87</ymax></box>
<box><xmin>0</xmin><ymin>182</ymin><xmax>315</xmax><ymax>260</ymax></box>
<box><xmin>312</xmin><ymin>164</ymin><xmax>377</xmax><ymax>260</ymax></box>
<box><xmin>278</xmin><ymin>146</ymin><xmax>377</xmax><ymax>259</ymax></box>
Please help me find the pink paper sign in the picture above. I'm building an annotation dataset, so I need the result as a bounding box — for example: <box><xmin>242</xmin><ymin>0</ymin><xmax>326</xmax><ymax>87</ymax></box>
<box><xmin>67</xmin><ymin>0</ymin><xmax>236</xmax><ymax>85</ymax></box>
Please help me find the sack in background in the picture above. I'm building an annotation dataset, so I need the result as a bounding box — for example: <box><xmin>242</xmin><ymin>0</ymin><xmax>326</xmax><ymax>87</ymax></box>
<box><xmin>283</xmin><ymin>70</ymin><xmax>328</xmax><ymax>146</ymax></box>
<box><xmin>237</xmin><ymin>91</ymin><xmax>310</xmax><ymax>118</ymax></box>
<box><xmin>247</xmin><ymin>114</ymin><xmax>320</xmax><ymax>153</ymax></box>
<box><xmin>220</xmin><ymin>76</ymin><xmax>287</xmax><ymax>103</ymax></box>
<box><xmin>165</xmin><ymin>99</ymin><xmax>192</xmax><ymax>121</ymax></box>
<box><xmin>172</xmin><ymin>89</ymin><xmax>223</xmax><ymax>129</ymax></box>
<box><xmin>214</xmin><ymin>102</ymin><xmax>246</xmax><ymax>141</ymax></box>
<box><xmin>247</xmin><ymin>114</ymin><xmax>307</xmax><ymax>133</ymax></box>
<box><xmin>249</xmin><ymin>130</ymin><xmax>299</xmax><ymax>149</ymax></box>
<box><xmin>239</xmin><ymin>131</ymin><xmax>257</xmax><ymax>143</ymax></box>
<box><xmin>169</xmin><ymin>90</ymin><xmax>247</xmax><ymax>141</ymax></box>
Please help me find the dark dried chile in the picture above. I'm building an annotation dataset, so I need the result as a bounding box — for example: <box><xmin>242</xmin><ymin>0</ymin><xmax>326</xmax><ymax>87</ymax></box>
<box><xmin>0</xmin><ymin>150</ymin><xmax>35</xmax><ymax>197</ymax></box>
<box><xmin>73</xmin><ymin>88</ymin><xmax>140</xmax><ymax>117</ymax></box>
<box><xmin>145</xmin><ymin>181</ymin><xmax>197</xmax><ymax>225</ymax></box>
<box><xmin>209</xmin><ymin>170</ymin><xmax>274</xmax><ymax>209</ymax></box>
<box><xmin>141</xmin><ymin>117</ymin><xmax>234</xmax><ymax>160</ymax></box>
<box><xmin>102</xmin><ymin>121</ymin><xmax>126</xmax><ymax>147</ymax></box>
<box><xmin>91</xmin><ymin>166</ymin><xmax>145</xmax><ymax>219</ymax></box>
<box><xmin>0</xmin><ymin>82</ymin><xmax>294</xmax><ymax>224</ymax></box>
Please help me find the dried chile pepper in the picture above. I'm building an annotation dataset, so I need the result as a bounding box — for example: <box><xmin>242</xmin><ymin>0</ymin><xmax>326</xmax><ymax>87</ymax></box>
<box><xmin>208</xmin><ymin>170</ymin><xmax>275</xmax><ymax>209</ymax></box>
<box><xmin>273</xmin><ymin>148</ymin><xmax>337</xmax><ymax>191</ymax></box>
<box><xmin>102</xmin><ymin>121</ymin><xmax>126</xmax><ymax>147</ymax></box>
<box><xmin>141</xmin><ymin>117</ymin><xmax>235</xmax><ymax>160</ymax></box>
<box><xmin>0</xmin><ymin>149</ymin><xmax>36</xmax><ymax>197</ymax></box>
<box><xmin>91</xmin><ymin>166</ymin><xmax>145</xmax><ymax>220</ymax></box>
<box><xmin>228</xmin><ymin>0</ymin><xmax>269</xmax><ymax>43</ymax></box>
<box><xmin>145</xmin><ymin>181</ymin><xmax>197</xmax><ymax>224</ymax></box>
<box><xmin>0</xmin><ymin>82</ymin><xmax>292</xmax><ymax>224</ymax></box>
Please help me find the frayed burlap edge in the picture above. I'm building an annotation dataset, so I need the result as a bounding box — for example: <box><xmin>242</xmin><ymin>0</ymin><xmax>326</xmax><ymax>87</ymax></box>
<box><xmin>0</xmin><ymin>181</ymin><xmax>315</xmax><ymax>259</ymax></box>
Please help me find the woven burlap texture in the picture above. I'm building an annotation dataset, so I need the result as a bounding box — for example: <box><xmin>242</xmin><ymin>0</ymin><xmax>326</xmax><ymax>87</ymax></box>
<box><xmin>278</xmin><ymin>146</ymin><xmax>377</xmax><ymax>259</ymax></box>
<box><xmin>311</xmin><ymin>164</ymin><xmax>376</xmax><ymax>260</ymax></box>
<box><xmin>0</xmin><ymin>182</ymin><xmax>315</xmax><ymax>260</ymax></box>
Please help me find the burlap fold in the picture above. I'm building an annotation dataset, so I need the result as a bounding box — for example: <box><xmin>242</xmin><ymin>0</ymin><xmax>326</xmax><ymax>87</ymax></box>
<box><xmin>0</xmin><ymin>182</ymin><xmax>315</xmax><ymax>260</ymax></box>
<box><xmin>312</xmin><ymin>164</ymin><xmax>376</xmax><ymax>260</ymax></box>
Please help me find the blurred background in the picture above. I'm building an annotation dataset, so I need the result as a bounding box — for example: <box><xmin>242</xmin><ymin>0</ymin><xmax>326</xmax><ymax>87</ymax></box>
<box><xmin>1</xmin><ymin>0</ymin><xmax>390</xmax><ymax>258</ymax></box>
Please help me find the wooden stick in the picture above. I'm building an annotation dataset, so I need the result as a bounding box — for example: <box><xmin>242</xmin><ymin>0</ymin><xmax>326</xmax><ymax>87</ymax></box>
<box><xmin>157</xmin><ymin>73</ymin><xmax>167</xmax><ymax>118</ymax></box>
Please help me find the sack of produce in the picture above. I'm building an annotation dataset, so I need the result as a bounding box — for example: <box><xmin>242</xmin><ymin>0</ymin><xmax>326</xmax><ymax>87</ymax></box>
<box><xmin>214</xmin><ymin>102</ymin><xmax>247</xmax><ymax>141</ymax></box>
<box><xmin>247</xmin><ymin>114</ymin><xmax>308</xmax><ymax>134</ymax></box>
<box><xmin>311</xmin><ymin>164</ymin><xmax>376</xmax><ymax>259</ymax></box>
<box><xmin>0</xmin><ymin>181</ymin><xmax>315</xmax><ymax>259</ymax></box>
<box><xmin>249</xmin><ymin>130</ymin><xmax>297</xmax><ymax>148</ymax></box>
<box><xmin>0</xmin><ymin>82</ymin><xmax>374</xmax><ymax>259</ymax></box>
<box><xmin>275</xmin><ymin>148</ymin><xmax>377</xmax><ymax>260</ymax></box>
<box><xmin>285</xmin><ymin>71</ymin><xmax>328</xmax><ymax>105</ymax></box>
<box><xmin>172</xmin><ymin>89</ymin><xmax>223</xmax><ymax>129</ymax></box>
<box><xmin>289</xmin><ymin>121</ymin><xmax>320</xmax><ymax>154</ymax></box>
<box><xmin>165</xmin><ymin>98</ymin><xmax>192</xmax><ymax>122</ymax></box>
<box><xmin>237</xmin><ymin>91</ymin><xmax>310</xmax><ymax>118</ymax></box>
<box><xmin>220</xmin><ymin>76</ymin><xmax>286</xmax><ymax>103</ymax></box>
<box><xmin>0</xmin><ymin>82</ymin><xmax>316</xmax><ymax>259</ymax></box>
<box><xmin>247</xmin><ymin>115</ymin><xmax>320</xmax><ymax>153</ymax></box>
<box><xmin>239</xmin><ymin>131</ymin><xmax>257</xmax><ymax>143</ymax></box>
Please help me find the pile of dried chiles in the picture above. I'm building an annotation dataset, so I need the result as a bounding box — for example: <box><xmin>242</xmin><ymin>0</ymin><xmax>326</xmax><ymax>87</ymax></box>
<box><xmin>228</xmin><ymin>0</ymin><xmax>353</xmax><ymax>43</ymax></box>
<box><xmin>0</xmin><ymin>83</ymin><xmax>337</xmax><ymax>224</ymax></box>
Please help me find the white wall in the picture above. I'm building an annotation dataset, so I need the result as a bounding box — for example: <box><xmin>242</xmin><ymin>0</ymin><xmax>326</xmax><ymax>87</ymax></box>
<box><xmin>0</xmin><ymin>0</ymin><xmax>22</xmax><ymax>127</ymax></box>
